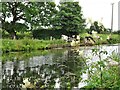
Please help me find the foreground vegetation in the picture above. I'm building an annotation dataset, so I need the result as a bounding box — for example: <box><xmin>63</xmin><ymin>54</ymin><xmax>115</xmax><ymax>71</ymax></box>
<box><xmin>84</xmin><ymin>48</ymin><xmax>120</xmax><ymax>89</ymax></box>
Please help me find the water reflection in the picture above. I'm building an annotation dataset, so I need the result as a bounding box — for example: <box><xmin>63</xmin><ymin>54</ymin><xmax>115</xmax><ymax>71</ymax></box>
<box><xmin>2</xmin><ymin>45</ymin><xmax>119</xmax><ymax>89</ymax></box>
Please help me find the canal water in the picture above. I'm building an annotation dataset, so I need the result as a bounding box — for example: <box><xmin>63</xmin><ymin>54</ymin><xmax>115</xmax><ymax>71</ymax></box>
<box><xmin>0</xmin><ymin>44</ymin><xmax>119</xmax><ymax>89</ymax></box>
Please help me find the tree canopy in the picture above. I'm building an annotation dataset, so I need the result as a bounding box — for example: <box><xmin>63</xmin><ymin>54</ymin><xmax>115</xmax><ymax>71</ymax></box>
<box><xmin>89</xmin><ymin>21</ymin><xmax>107</xmax><ymax>34</ymax></box>
<box><xmin>1</xmin><ymin>1</ymin><xmax>85</xmax><ymax>39</ymax></box>
<box><xmin>52</xmin><ymin>2</ymin><xmax>85</xmax><ymax>37</ymax></box>
<box><xmin>2</xmin><ymin>2</ymin><xmax>35</xmax><ymax>39</ymax></box>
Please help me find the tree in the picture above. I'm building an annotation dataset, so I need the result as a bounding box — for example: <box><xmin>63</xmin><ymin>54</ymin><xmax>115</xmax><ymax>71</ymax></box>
<box><xmin>93</xmin><ymin>21</ymin><xmax>100</xmax><ymax>33</ymax></box>
<box><xmin>30</xmin><ymin>2</ymin><xmax>58</xmax><ymax>39</ymax></box>
<box><xmin>31</xmin><ymin>2</ymin><xmax>57</xmax><ymax>30</ymax></box>
<box><xmin>89</xmin><ymin>21</ymin><xmax>106</xmax><ymax>34</ymax></box>
<box><xmin>1</xmin><ymin>2</ymin><xmax>38</xmax><ymax>39</ymax></box>
<box><xmin>52</xmin><ymin>2</ymin><xmax>85</xmax><ymax>37</ymax></box>
<box><xmin>1</xmin><ymin>2</ymin><xmax>57</xmax><ymax>39</ymax></box>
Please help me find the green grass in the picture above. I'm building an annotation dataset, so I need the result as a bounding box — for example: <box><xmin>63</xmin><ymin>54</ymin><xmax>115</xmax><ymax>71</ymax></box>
<box><xmin>98</xmin><ymin>34</ymin><xmax>120</xmax><ymax>44</ymax></box>
<box><xmin>80</xmin><ymin>33</ymin><xmax>120</xmax><ymax>44</ymax></box>
<box><xmin>1</xmin><ymin>33</ymin><xmax>120</xmax><ymax>53</ymax></box>
<box><xmin>1</xmin><ymin>39</ymin><xmax>67</xmax><ymax>53</ymax></box>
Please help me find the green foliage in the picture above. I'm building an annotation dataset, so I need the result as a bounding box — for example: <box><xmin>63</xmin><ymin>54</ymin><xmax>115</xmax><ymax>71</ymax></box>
<box><xmin>32</xmin><ymin>28</ymin><xmax>63</xmax><ymax>39</ymax></box>
<box><xmin>52</xmin><ymin>2</ymin><xmax>85</xmax><ymax>36</ymax></box>
<box><xmin>2</xmin><ymin>30</ymin><xmax>33</xmax><ymax>39</ymax></box>
<box><xmin>30</xmin><ymin>2</ymin><xmax>57</xmax><ymax>29</ymax></box>
<box><xmin>89</xmin><ymin>21</ymin><xmax>106</xmax><ymax>34</ymax></box>
<box><xmin>84</xmin><ymin>47</ymin><xmax>120</xmax><ymax>88</ymax></box>
<box><xmin>17</xmin><ymin>32</ymin><xmax>33</xmax><ymax>39</ymax></box>
<box><xmin>1</xmin><ymin>2</ymin><xmax>57</xmax><ymax>39</ymax></box>
<box><xmin>2</xmin><ymin>2</ymin><xmax>33</xmax><ymax>38</ymax></box>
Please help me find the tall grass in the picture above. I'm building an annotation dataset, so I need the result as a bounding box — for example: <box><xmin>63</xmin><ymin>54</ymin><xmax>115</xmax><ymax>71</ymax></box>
<box><xmin>1</xmin><ymin>39</ymin><xmax>67</xmax><ymax>53</ymax></box>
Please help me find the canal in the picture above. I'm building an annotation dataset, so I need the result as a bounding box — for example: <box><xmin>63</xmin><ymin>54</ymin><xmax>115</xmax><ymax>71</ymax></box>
<box><xmin>1</xmin><ymin>44</ymin><xmax>120</xmax><ymax>89</ymax></box>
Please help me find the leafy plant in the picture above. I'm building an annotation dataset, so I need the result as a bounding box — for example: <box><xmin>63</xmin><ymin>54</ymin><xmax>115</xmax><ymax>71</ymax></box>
<box><xmin>84</xmin><ymin>47</ymin><xmax>120</xmax><ymax>88</ymax></box>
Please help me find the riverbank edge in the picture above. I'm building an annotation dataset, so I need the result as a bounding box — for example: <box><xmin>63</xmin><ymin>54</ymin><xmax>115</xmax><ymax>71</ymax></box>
<box><xmin>2</xmin><ymin>39</ymin><xmax>119</xmax><ymax>53</ymax></box>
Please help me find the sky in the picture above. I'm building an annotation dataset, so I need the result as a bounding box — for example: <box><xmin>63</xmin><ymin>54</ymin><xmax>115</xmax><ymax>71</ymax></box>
<box><xmin>79</xmin><ymin>0</ymin><xmax>119</xmax><ymax>31</ymax></box>
<box><xmin>55</xmin><ymin>0</ymin><xmax>119</xmax><ymax>31</ymax></box>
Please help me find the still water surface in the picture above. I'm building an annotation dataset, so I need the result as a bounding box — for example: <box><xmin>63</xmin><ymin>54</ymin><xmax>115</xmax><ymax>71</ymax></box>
<box><xmin>1</xmin><ymin>44</ymin><xmax>119</xmax><ymax>89</ymax></box>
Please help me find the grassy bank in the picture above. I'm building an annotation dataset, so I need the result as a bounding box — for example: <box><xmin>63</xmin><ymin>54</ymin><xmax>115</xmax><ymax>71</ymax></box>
<box><xmin>1</xmin><ymin>39</ymin><xmax>68</xmax><ymax>53</ymax></box>
<box><xmin>98</xmin><ymin>34</ymin><xmax>120</xmax><ymax>44</ymax></box>
<box><xmin>1</xmin><ymin>34</ymin><xmax>120</xmax><ymax>53</ymax></box>
<box><xmin>80</xmin><ymin>33</ymin><xmax>120</xmax><ymax>44</ymax></box>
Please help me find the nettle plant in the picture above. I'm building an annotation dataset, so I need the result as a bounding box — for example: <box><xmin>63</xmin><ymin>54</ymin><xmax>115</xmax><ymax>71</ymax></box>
<box><xmin>84</xmin><ymin>47</ymin><xmax>120</xmax><ymax>88</ymax></box>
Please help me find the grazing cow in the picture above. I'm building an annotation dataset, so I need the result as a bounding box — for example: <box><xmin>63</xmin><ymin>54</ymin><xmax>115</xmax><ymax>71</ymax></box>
<box><xmin>50</xmin><ymin>36</ymin><xmax>53</xmax><ymax>40</ymax></box>
<box><xmin>84</xmin><ymin>36</ymin><xmax>95</xmax><ymax>43</ymax></box>
<box><xmin>70</xmin><ymin>39</ymin><xmax>80</xmax><ymax>46</ymax></box>
<box><xmin>22</xmin><ymin>78</ymin><xmax>34</xmax><ymax>88</ymax></box>
<box><xmin>70</xmin><ymin>39</ymin><xmax>76</xmax><ymax>46</ymax></box>
<box><xmin>61</xmin><ymin>35</ymin><xmax>69</xmax><ymax>42</ymax></box>
<box><xmin>76</xmin><ymin>35</ymin><xmax>80</xmax><ymax>41</ymax></box>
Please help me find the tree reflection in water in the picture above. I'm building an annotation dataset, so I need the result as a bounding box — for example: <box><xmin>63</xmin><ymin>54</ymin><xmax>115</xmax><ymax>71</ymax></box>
<box><xmin>2</xmin><ymin>48</ymin><xmax>86</xmax><ymax>89</ymax></box>
<box><xmin>2</xmin><ymin>45</ymin><xmax>119</xmax><ymax>89</ymax></box>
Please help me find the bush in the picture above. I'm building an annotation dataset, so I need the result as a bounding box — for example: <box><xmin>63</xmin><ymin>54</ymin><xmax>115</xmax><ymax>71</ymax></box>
<box><xmin>32</xmin><ymin>29</ymin><xmax>62</xmax><ymax>40</ymax></box>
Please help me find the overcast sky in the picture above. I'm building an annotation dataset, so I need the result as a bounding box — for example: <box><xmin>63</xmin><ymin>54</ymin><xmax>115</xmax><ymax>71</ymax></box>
<box><xmin>56</xmin><ymin>0</ymin><xmax>119</xmax><ymax>31</ymax></box>
<box><xmin>80</xmin><ymin>0</ymin><xmax>119</xmax><ymax>31</ymax></box>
